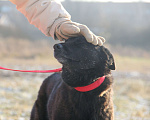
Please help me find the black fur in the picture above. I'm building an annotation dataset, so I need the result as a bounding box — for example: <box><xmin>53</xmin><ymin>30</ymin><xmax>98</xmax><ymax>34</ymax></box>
<box><xmin>30</xmin><ymin>36</ymin><xmax>115</xmax><ymax>120</ymax></box>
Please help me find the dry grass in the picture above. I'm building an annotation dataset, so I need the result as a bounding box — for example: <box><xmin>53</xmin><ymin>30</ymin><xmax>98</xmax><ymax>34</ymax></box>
<box><xmin>0</xmin><ymin>76</ymin><xmax>42</xmax><ymax>119</ymax></box>
<box><xmin>114</xmin><ymin>78</ymin><xmax>150</xmax><ymax>119</ymax></box>
<box><xmin>0</xmin><ymin>37</ymin><xmax>54</xmax><ymax>59</ymax></box>
<box><xmin>0</xmin><ymin>37</ymin><xmax>61</xmax><ymax>69</ymax></box>
<box><xmin>114</xmin><ymin>55</ymin><xmax>150</xmax><ymax>73</ymax></box>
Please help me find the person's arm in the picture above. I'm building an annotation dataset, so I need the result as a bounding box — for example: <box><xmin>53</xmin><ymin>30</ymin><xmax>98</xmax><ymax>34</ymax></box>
<box><xmin>9</xmin><ymin>0</ymin><xmax>105</xmax><ymax>45</ymax></box>
<box><xmin>9</xmin><ymin>0</ymin><xmax>70</xmax><ymax>38</ymax></box>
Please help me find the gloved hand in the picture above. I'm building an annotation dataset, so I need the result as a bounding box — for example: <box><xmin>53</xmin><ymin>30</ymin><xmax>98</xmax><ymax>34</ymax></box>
<box><xmin>55</xmin><ymin>21</ymin><xmax>105</xmax><ymax>46</ymax></box>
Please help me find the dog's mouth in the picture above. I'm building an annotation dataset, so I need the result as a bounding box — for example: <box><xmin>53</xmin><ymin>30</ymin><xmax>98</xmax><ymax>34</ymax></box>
<box><xmin>54</xmin><ymin>53</ymin><xmax>80</xmax><ymax>64</ymax></box>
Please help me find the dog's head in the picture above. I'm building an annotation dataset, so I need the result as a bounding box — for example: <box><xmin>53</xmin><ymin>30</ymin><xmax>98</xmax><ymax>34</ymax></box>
<box><xmin>54</xmin><ymin>36</ymin><xmax>115</xmax><ymax>87</ymax></box>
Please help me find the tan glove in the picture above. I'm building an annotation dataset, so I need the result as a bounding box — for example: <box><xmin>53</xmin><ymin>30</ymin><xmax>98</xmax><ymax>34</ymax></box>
<box><xmin>55</xmin><ymin>21</ymin><xmax>105</xmax><ymax>46</ymax></box>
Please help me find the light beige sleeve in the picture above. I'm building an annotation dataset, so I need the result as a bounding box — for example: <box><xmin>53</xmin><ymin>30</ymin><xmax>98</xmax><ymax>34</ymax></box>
<box><xmin>9</xmin><ymin>0</ymin><xmax>71</xmax><ymax>39</ymax></box>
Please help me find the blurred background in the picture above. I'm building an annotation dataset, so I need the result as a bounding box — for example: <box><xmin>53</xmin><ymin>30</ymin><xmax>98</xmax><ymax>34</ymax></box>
<box><xmin>0</xmin><ymin>0</ymin><xmax>150</xmax><ymax>119</ymax></box>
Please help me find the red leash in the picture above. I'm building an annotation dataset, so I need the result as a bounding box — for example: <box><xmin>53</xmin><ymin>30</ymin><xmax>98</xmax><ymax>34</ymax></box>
<box><xmin>0</xmin><ymin>66</ymin><xmax>106</xmax><ymax>92</ymax></box>
<box><xmin>0</xmin><ymin>66</ymin><xmax>62</xmax><ymax>73</ymax></box>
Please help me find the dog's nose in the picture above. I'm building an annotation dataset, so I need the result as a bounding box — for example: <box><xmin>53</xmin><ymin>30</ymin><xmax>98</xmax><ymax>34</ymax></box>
<box><xmin>53</xmin><ymin>44</ymin><xmax>63</xmax><ymax>50</ymax></box>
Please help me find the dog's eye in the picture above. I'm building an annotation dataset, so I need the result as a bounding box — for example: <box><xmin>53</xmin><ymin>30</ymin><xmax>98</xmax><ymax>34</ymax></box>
<box><xmin>74</xmin><ymin>42</ymin><xmax>84</xmax><ymax>46</ymax></box>
<box><xmin>75</xmin><ymin>44</ymin><xmax>89</xmax><ymax>50</ymax></box>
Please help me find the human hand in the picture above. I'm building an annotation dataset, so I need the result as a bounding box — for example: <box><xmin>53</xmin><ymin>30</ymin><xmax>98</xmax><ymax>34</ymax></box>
<box><xmin>55</xmin><ymin>21</ymin><xmax>105</xmax><ymax>46</ymax></box>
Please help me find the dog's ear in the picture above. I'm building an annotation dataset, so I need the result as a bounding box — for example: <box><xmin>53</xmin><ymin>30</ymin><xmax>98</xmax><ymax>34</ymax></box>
<box><xmin>103</xmin><ymin>47</ymin><xmax>115</xmax><ymax>70</ymax></box>
<box><xmin>96</xmin><ymin>46</ymin><xmax>115</xmax><ymax>70</ymax></box>
<box><xmin>108</xmin><ymin>55</ymin><xmax>115</xmax><ymax>70</ymax></box>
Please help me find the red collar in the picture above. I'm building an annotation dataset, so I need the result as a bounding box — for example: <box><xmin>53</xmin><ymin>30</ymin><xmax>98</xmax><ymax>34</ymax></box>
<box><xmin>74</xmin><ymin>76</ymin><xmax>105</xmax><ymax>92</ymax></box>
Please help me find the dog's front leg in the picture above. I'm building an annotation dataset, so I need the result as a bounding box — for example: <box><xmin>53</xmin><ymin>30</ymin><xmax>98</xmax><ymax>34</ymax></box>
<box><xmin>30</xmin><ymin>98</ymin><xmax>48</xmax><ymax>120</ymax></box>
<box><xmin>30</xmin><ymin>80</ymin><xmax>49</xmax><ymax>120</ymax></box>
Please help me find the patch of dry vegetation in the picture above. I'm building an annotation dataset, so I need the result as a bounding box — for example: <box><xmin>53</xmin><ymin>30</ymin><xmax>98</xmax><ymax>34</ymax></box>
<box><xmin>0</xmin><ymin>76</ymin><xmax>42</xmax><ymax>119</ymax></box>
<box><xmin>0</xmin><ymin>37</ymin><xmax>61</xmax><ymax>67</ymax></box>
<box><xmin>0</xmin><ymin>38</ymin><xmax>50</xmax><ymax>58</ymax></box>
<box><xmin>114</xmin><ymin>78</ymin><xmax>150</xmax><ymax>119</ymax></box>
<box><xmin>114</xmin><ymin>55</ymin><xmax>150</xmax><ymax>73</ymax></box>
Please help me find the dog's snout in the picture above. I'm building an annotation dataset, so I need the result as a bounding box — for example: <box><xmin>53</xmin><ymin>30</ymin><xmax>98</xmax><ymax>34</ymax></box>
<box><xmin>54</xmin><ymin>44</ymin><xmax>63</xmax><ymax>50</ymax></box>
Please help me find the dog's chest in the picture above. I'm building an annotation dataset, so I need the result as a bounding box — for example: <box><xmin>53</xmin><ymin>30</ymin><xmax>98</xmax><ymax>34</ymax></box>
<box><xmin>47</xmin><ymin>88</ymin><xmax>104</xmax><ymax>120</ymax></box>
<box><xmin>46</xmin><ymin>79</ymin><xmax>113</xmax><ymax>120</ymax></box>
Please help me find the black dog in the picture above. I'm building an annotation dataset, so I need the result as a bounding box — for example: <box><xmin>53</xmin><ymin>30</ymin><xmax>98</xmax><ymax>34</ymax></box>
<box><xmin>30</xmin><ymin>36</ymin><xmax>115</xmax><ymax>120</ymax></box>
